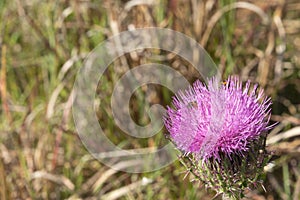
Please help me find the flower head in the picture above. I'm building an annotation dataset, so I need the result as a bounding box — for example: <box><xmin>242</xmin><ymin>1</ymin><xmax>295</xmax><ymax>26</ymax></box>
<box><xmin>164</xmin><ymin>76</ymin><xmax>272</xmax><ymax>161</ymax></box>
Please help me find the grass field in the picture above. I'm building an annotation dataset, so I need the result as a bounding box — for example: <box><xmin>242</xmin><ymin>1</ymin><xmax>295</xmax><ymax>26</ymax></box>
<box><xmin>0</xmin><ymin>0</ymin><xmax>300</xmax><ymax>199</ymax></box>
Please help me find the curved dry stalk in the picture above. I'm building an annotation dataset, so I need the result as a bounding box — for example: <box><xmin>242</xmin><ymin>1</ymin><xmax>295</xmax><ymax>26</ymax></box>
<box><xmin>201</xmin><ymin>1</ymin><xmax>270</xmax><ymax>47</ymax></box>
<box><xmin>30</xmin><ymin>171</ymin><xmax>75</xmax><ymax>191</ymax></box>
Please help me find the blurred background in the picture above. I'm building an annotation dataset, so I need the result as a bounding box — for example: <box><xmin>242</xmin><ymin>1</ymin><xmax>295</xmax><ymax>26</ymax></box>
<box><xmin>0</xmin><ymin>0</ymin><xmax>300</xmax><ymax>199</ymax></box>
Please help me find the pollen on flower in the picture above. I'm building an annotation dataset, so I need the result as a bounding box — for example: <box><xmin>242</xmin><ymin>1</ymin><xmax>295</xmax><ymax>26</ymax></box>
<box><xmin>163</xmin><ymin>76</ymin><xmax>272</xmax><ymax>162</ymax></box>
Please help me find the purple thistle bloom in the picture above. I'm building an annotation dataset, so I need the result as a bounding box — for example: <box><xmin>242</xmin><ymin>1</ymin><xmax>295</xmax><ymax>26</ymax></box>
<box><xmin>164</xmin><ymin>76</ymin><xmax>272</xmax><ymax>161</ymax></box>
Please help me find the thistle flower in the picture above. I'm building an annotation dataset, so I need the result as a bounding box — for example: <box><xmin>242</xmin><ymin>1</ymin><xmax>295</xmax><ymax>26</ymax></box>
<box><xmin>163</xmin><ymin>76</ymin><xmax>274</xmax><ymax>199</ymax></box>
<box><xmin>164</xmin><ymin>76</ymin><xmax>272</xmax><ymax>161</ymax></box>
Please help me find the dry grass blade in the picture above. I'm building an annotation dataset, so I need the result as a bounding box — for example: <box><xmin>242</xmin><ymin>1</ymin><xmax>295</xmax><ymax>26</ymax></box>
<box><xmin>30</xmin><ymin>171</ymin><xmax>75</xmax><ymax>191</ymax></box>
<box><xmin>108</xmin><ymin>14</ymin><xmax>129</xmax><ymax>69</ymax></box>
<box><xmin>124</xmin><ymin>0</ymin><xmax>155</xmax><ymax>11</ymax></box>
<box><xmin>257</xmin><ymin>27</ymin><xmax>274</xmax><ymax>86</ymax></box>
<box><xmin>273</xmin><ymin>4</ymin><xmax>286</xmax><ymax>84</ymax></box>
<box><xmin>267</xmin><ymin>126</ymin><xmax>300</xmax><ymax>145</ymax></box>
<box><xmin>58</xmin><ymin>53</ymin><xmax>87</xmax><ymax>81</ymax></box>
<box><xmin>93</xmin><ymin>147</ymin><xmax>158</xmax><ymax>159</ymax></box>
<box><xmin>0</xmin><ymin>144</ymin><xmax>11</xmax><ymax>165</ymax></box>
<box><xmin>25</xmin><ymin>104</ymin><xmax>44</xmax><ymax>127</ymax></box>
<box><xmin>52</xmin><ymin>89</ymin><xmax>74</xmax><ymax>169</ymax></box>
<box><xmin>92</xmin><ymin>160</ymin><xmax>143</xmax><ymax>193</ymax></box>
<box><xmin>191</xmin><ymin>0</ymin><xmax>205</xmax><ymax>38</ymax></box>
<box><xmin>46</xmin><ymin>83</ymin><xmax>65</xmax><ymax>119</ymax></box>
<box><xmin>100</xmin><ymin>177</ymin><xmax>152</xmax><ymax>200</ymax></box>
<box><xmin>271</xmin><ymin>115</ymin><xmax>300</xmax><ymax>126</ymax></box>
<box><xmin>294</xmin><ymin>177</ymin><xmax>300</xmax><ymax>200</ymax></box>
<box><xmin>0</xmin><ymin>155</ymin><xmax>10</xmax><ymax>200</ymax></box>
<box><xmin>0</xmin><ymin>44</ymin><xmax>12</xmax><ymax>124</ymax></box>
